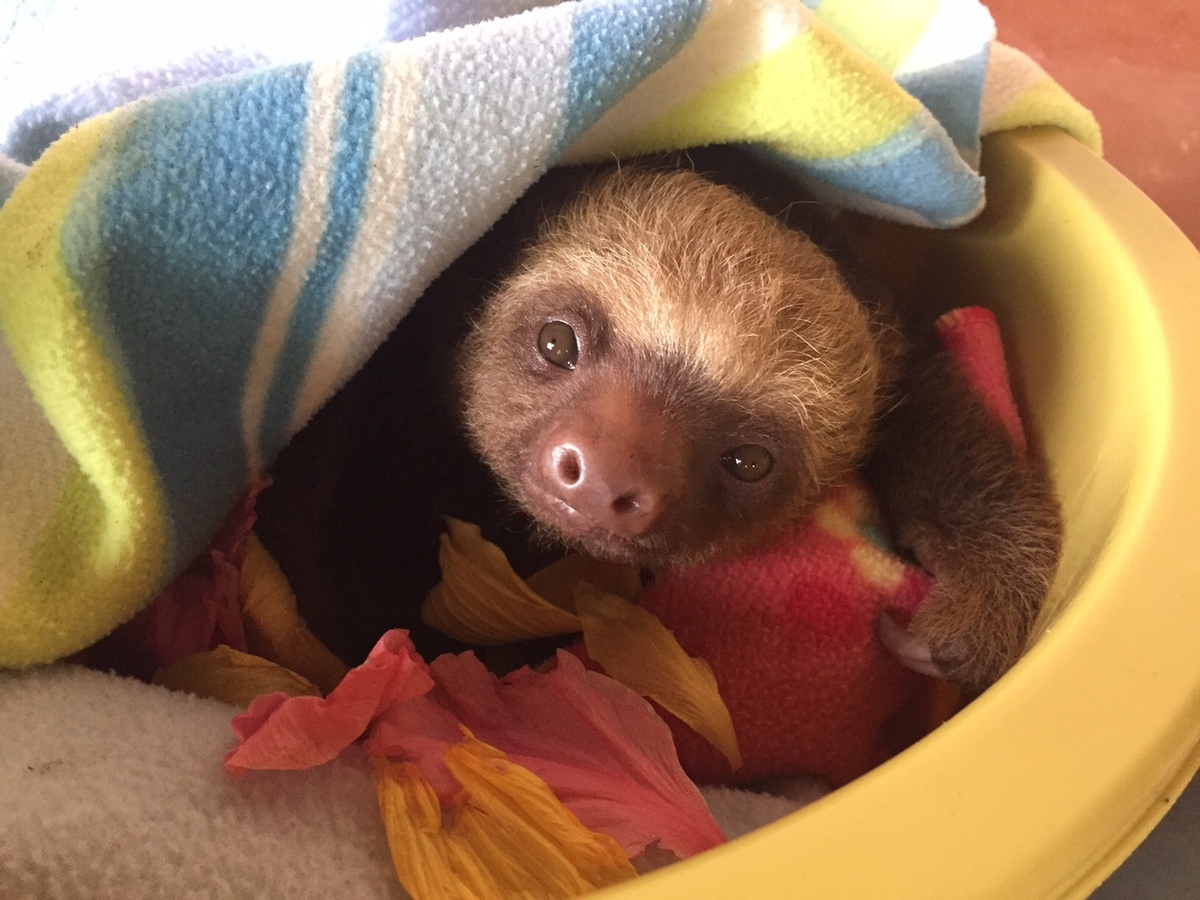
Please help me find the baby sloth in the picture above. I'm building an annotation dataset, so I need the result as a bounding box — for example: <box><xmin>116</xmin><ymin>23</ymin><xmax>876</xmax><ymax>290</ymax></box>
<box><xmin>257</xmin><ymin>157</ymin><xmax>1062</xmax><ymax>691</ymax></box>
<box><xmin>462</xmin><ymin>169</ymin><xmax>886</xmax><ymax>571</ymax></box>
<box><xmin>460</xmin><ymin>166</ymin><xmax>1061</xmax><ymax>689</ymax></box>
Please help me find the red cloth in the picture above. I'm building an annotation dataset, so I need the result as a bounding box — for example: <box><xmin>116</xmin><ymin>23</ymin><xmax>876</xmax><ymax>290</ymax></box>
<box><xmin>639</xmin><ymin>478</ymin><xmax>931</xmax><ymax>786</ymax></box>
<box><xmin>638</xmin><ymin>306</ymin><xmax>1021</xmax><ymax>786</ymax></box>
<box><xmin>934</xmin><ymin>306</ymin><xmax>1027</xmax><ymax>459</ymax></box>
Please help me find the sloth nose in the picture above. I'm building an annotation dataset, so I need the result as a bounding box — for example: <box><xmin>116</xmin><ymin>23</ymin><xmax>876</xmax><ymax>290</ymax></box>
<box><xmin>544</xmin><ymin>442</ymin><xmax>669</xmax><ymax>536</ymax></box>
<box><xmin>537</xmin><ymin>386</ymin><xmax>684</xmax><ymax>538</ymax></box>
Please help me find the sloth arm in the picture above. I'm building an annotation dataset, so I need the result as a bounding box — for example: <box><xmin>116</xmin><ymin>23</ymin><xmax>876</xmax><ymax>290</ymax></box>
<box><xmin>864</xmin><ymin>345</ymin><xmax>1063</xmax><ymax>690</ymax></box>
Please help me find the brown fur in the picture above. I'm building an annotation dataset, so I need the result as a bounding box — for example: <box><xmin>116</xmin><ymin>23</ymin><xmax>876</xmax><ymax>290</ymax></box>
<box><xmin>866</xmin><ymin>347</ymin><xmax>1063</xmax><ymax>688</ymax></box>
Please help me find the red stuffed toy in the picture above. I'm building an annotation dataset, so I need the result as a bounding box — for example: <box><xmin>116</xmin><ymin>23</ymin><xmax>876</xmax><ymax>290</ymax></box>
<box><xmin>639</xmin><ymin>306</ymin><xmax>1025</xmax><ymax>787</ymax></box>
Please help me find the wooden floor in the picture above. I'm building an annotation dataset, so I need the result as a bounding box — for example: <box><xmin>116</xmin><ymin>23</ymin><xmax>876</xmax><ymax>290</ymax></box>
<box><xmin>988</xmin><ymin>3</ymin><xmax>1200</xmax><ymax>896</ymax></box>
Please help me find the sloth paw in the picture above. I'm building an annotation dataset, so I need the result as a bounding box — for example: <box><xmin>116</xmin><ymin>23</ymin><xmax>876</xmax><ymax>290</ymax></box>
<box><xmin>876</xmin><ymin>612</ymin><xmax>973</xmax><ymax>682</ymax></box>
<box><xmin>876</xmin><ymin>612</ymin><xmax>944</xmax><ymax>679</ymax></box>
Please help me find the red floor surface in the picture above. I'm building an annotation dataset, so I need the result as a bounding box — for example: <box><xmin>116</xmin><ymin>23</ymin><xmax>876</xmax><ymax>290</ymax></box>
<box><xmin>990</xmin><ymin>0</ymin><xmax>1200</xmax><ymax>248</ymax></box>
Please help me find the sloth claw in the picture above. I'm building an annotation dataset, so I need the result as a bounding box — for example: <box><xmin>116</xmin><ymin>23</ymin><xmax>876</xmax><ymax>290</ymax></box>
<box><xmin>876</xmin><ymin>612</ymin><xmax>947</xmax><ymax>679</ymax></box>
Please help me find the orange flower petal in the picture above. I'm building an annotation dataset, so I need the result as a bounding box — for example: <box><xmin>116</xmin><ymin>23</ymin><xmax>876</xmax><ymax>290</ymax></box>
<box><xmin>153</xmin><ymin>646</ymin><xmax>320</xmax><ymax>707</ymax></box>
<box><xmin>376</xmin><ymin>760</ymin><xmax>464</xmax><ymax>900</ymax></box>
<box><xmin>421</xmin><ymin>519</ymin><xmax>580</xmax><ymax>644</ymax></box>
<box><xmin>419</xmin><ymin>520</ymin><xmax>736</xmax><ymax>773</ymax></box>
<box><xmin>526</xmin><ymin>555</ymin><xmax>642</xmax><ymax>609</ymax></box>
<box><xmin>377</xmin><ymin>735</ymin><xmax>636</xmax><ymax>900</ymax></box>
<box><xmin>239</xmin><ymin>532</ymin><xmax>349</xmax><ymax>695</ymax></box>
<box><xmin>223</xmin><ymin>630</ymin><xmax>433</xmax><ymax>777</ymax></box>
<box><xmin>576</xmin><ymin>583</ymin><xmax>743</xmax><ymax>772</ymax></box>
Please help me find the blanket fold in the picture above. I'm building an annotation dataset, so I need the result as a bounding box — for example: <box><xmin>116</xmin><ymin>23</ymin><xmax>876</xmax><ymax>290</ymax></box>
<box><xmin>0</xmin><ymin>0</ymin><xmax>1097</xmax><ymax>667</ymax></box>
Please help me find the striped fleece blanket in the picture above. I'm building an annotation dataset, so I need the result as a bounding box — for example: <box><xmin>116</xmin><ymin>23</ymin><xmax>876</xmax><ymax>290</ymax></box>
<box><xmin>0</xmin><ymin>0</ymin><xmax>1098</xmax><ymax>670</ymax></box>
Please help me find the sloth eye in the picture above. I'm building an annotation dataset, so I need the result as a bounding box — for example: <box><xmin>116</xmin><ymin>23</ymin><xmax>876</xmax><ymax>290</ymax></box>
<box><xmin>538</xmin><ymin>321</ymin><xmax>579</xmax><ymax>370</ymax></box>
<box><xmin>720</xmin><ymin>444</ymin><xmax>774</xmax><ymax>482</ymax></box>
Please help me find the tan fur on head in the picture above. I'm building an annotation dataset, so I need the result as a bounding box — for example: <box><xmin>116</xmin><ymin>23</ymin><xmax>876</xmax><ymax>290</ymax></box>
<box><xmin>527</xmin><ymin>168</ymin><xmax>886</xmax><ymax>491</ymax></box>
<box><xmin>460</xmin><ymin>167</ymin><xmax>898</xmax><ymax>566</ymax></box>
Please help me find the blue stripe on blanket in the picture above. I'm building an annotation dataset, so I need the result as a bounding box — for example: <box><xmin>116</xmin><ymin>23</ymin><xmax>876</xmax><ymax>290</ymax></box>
<box><xmin>344</xmin><ymin>18</ymin><xmax>575</xmax><ymax>353</ymax></box>
<box><xmin>257</xmin><ymin>52</ymin><xmax>381</xmax><ymax>463</ymax></box>
<box><xmin>897</xmin><ymin>46</ymin><xmax>990</xmax><ymax>162</ymax></box>
<box><xmin>559</xmin><ymin>0</ymin><xmax>707</xmax><ymax>153</ymax></box>
<box><xmin>77</xmin><ymin>66</ymin><xmax>309</xmax><ymax>572</ymax></box>
<box><xmin>782</xmin><ymin>116</ymin><xmax>984</xmax><ymax>224</ymax></box>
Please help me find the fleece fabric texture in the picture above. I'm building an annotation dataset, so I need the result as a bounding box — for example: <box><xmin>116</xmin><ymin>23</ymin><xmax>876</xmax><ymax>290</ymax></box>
<box><xmin>0</xmin><ymin>665</ymin><xmax>405</xmax><ymax>899</ymax></box>
<box><xmin>639</xmin><ymin>477</ymin><xmax>933</xmax><ymax>787</ymax></box>
<box><xmin>0</xmin><ymin>0</ymin><xmax>1098</xmax><ymax>670</ymax></box>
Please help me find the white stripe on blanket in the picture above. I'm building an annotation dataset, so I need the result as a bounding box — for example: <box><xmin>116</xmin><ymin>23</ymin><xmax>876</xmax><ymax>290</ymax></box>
<box><xmin>562</xmin><ymin>0</ymin><xmax>811</xmax><ymax>163</ymax></box>
<box><xmin>981</xmin><ymin>42</ymin><xmax>1051</xmax><ymax>127</ymax></box>
<box><xmin>895</xmin><ymin>0</ymin><xmax>992</xmax><ymax>80</ymax></box>
<box><xmin>290</xmin><ymin>15</ymin><xmax>579</xmax><ymax>437</ymax></box>
<box><xmin>292</xmin><ymin>50</ymin><xmax>424</xmax><ymax>435</ymax></box>
<box><xmin>243</xmin><ymin>60</ymin><xmax>349</xmax><ymax>477</ymax></box>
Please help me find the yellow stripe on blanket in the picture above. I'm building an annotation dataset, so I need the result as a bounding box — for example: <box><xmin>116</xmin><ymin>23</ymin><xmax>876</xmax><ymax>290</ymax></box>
<box><xmin>605</xmin><ymin>22</ymin><xmax>918</xmax><ymax>161</ymax></box>
<box><xmin>0</xmin><ymin>112</ymin><xmax>168</xmax><ymax>667</ymax></box>
<box><xmin>986</xmin><ymin>79</ymin><xmax>1102</xmax><ymax>154</ymax></box>
<box><xmin>982</xmin><ymin>43</ymin><xmax>1101</xmax><ymax>154</ymax></box>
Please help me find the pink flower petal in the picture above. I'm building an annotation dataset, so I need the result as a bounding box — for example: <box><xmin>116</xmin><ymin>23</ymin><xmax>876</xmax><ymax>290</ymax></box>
<box><xmin>367</xmin><ymin>650</ymin><xmax>724</xmax><ymax>859</ymax></box>
<box><xmin>147</xmin><ymin>481</ymin><xmax>267</xmax><ymax>667</ymax></box>
<box><xmin>368</xmin><ymin>693</ymin><xmax>464</xmax><ymax>798</ymax></box>
<box><xmin>224</xmin><ymin>630</ymin><xmax>433</xmax><ymax>777</ymax></box>
<box><xmin>80</xmin><ymin>483</ymin><xmax>265</xmax><ymax>680</ymax></box>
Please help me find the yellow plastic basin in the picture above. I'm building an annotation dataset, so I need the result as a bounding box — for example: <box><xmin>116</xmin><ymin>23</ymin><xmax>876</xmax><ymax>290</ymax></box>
<box><xmin>603</xmin><ymin>127</ymin><xmax>1200</xmax><ymax>899</ymax></box>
